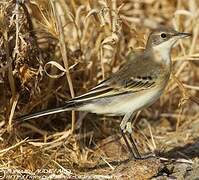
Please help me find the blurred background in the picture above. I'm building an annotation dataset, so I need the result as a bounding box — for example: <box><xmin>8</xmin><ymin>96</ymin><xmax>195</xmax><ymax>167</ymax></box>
<box><xmin>0</xmin><ymin>0</ymin><xmax>198</xmax><ymax>178</ymax></box>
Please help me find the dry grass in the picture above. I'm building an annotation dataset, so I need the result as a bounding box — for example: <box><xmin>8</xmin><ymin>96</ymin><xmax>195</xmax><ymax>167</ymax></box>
<box><xmin>0</xmin><ymin>0</ymin><xmax>199</xmax><ymax>179</ymax></box>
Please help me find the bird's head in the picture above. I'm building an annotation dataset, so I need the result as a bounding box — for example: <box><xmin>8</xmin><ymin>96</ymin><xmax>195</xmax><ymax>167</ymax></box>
<box><xmin>146</xmin><ymin>27</ymin><xmax>192</xmax><ymax>51</ymax></box>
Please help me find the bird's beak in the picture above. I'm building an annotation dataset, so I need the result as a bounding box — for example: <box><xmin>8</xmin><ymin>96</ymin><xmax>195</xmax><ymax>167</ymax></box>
<box><xmin>175</xmin><ymin>32</ymin><xmax>192</xmax><ymax>38</ymax></box>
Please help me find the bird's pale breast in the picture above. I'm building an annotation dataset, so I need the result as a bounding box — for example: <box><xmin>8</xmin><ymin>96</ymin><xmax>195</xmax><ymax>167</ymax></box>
<box><xmin>78</xmin><ymin>86</ymin><xmax>164</xmax><ymax>116</ymax></box>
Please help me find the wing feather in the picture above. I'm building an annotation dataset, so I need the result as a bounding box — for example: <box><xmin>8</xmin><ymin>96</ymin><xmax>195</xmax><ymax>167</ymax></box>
<box><xmin>72</xmin><ymin>76</ymin><xmax>156</xmax><ymax>102</ymax></box>
<box><xmin>71</xmin><ymin>51</ymin><xmax>162</xmax><ymax>102</ymax></box>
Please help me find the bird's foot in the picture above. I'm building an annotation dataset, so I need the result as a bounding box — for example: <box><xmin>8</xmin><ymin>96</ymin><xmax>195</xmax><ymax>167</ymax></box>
<box><xmin>133</xmin><ymin>152</ymin><xmax>156</xmax><ymax>160</ymax></box>
<box><xmin>120</xmin><ymin>122</ymin><xmax>156</xmax><ymax>160</ymax></box>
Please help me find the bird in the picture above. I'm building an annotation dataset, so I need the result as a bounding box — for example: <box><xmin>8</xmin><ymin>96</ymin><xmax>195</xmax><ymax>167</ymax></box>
<box><xmin>17</xmin><ymin>26</ymin><xmax>191</xmax><ymax>159</ymax></box>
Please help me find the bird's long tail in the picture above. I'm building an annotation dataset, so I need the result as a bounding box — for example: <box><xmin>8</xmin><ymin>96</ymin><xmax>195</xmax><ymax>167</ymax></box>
<box><xmin>17</xmin><ymin>101</ymin><xmax>77</xmax><ymax>123</ymax></box>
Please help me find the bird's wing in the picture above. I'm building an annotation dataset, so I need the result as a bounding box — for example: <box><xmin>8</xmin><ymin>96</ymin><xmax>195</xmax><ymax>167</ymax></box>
<box><xmin>72</xmin><ymin>71</ymin><xmax>157</xmax><ymax>102</ymax></box>
<box><xmin>71</xmin><ymin>77</ymin><xmax>156</xmax><ymax>102</ymax></box>
<box><xmin>71</xmin><ymin>52</ymin><xmax>161</xmax><ymax>102</ymax></box>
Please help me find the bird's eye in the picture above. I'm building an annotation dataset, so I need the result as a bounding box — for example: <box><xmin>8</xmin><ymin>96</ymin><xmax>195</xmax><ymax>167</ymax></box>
<box><xmin>160</xmin><ymin>33</ymin><xmax>167</xmax><ymax>38</ymax></box>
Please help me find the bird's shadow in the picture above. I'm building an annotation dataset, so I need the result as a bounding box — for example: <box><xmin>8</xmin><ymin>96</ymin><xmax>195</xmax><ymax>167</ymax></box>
<box><xmin>159</xmin><ymin>138</ymin><xmax>199</xmax><ymax>159</ymax></box>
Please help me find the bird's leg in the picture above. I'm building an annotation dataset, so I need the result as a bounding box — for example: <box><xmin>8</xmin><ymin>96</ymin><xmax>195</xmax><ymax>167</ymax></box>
<box><xmin>125</xmin><ymin>122</ymin><xmax>141</xmax><ymax>159</ymax></box>
<box><xmin>120</xmin><ymin>112</ymin><xmax>141</xmax><ymax>159</ymax></box>
<box><xmin>120</xmin><ymin>113</ymin><xmax>155</xmax><ymax>160</ymax></box>
<box><xmin>126</xmin><ymin>119</ymin><xmax>156</xmax><ymax>159</ymax></box>
<box><xmin>120</xmin><ymin>112</ymin><xmax>133</xmax><ymax>132</ymax></box>
<box><xmin>120</xmin><ymin>130</ymin><xmax>137</xmax><ymax>159</ymax></box>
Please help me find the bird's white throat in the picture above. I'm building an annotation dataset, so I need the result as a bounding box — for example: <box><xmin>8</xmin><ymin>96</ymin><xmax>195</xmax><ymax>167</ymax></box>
<box><xmin>152</xmin><ymin>40</ymin><xmax>173</xmax><ymax>65</ymax></box>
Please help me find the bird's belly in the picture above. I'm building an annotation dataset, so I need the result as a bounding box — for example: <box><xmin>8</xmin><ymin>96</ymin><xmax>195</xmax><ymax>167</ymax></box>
<box><xmin>78</xmin><ymin>88</ymin><xmax>163</xmax><ymax>116</ymax></box>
